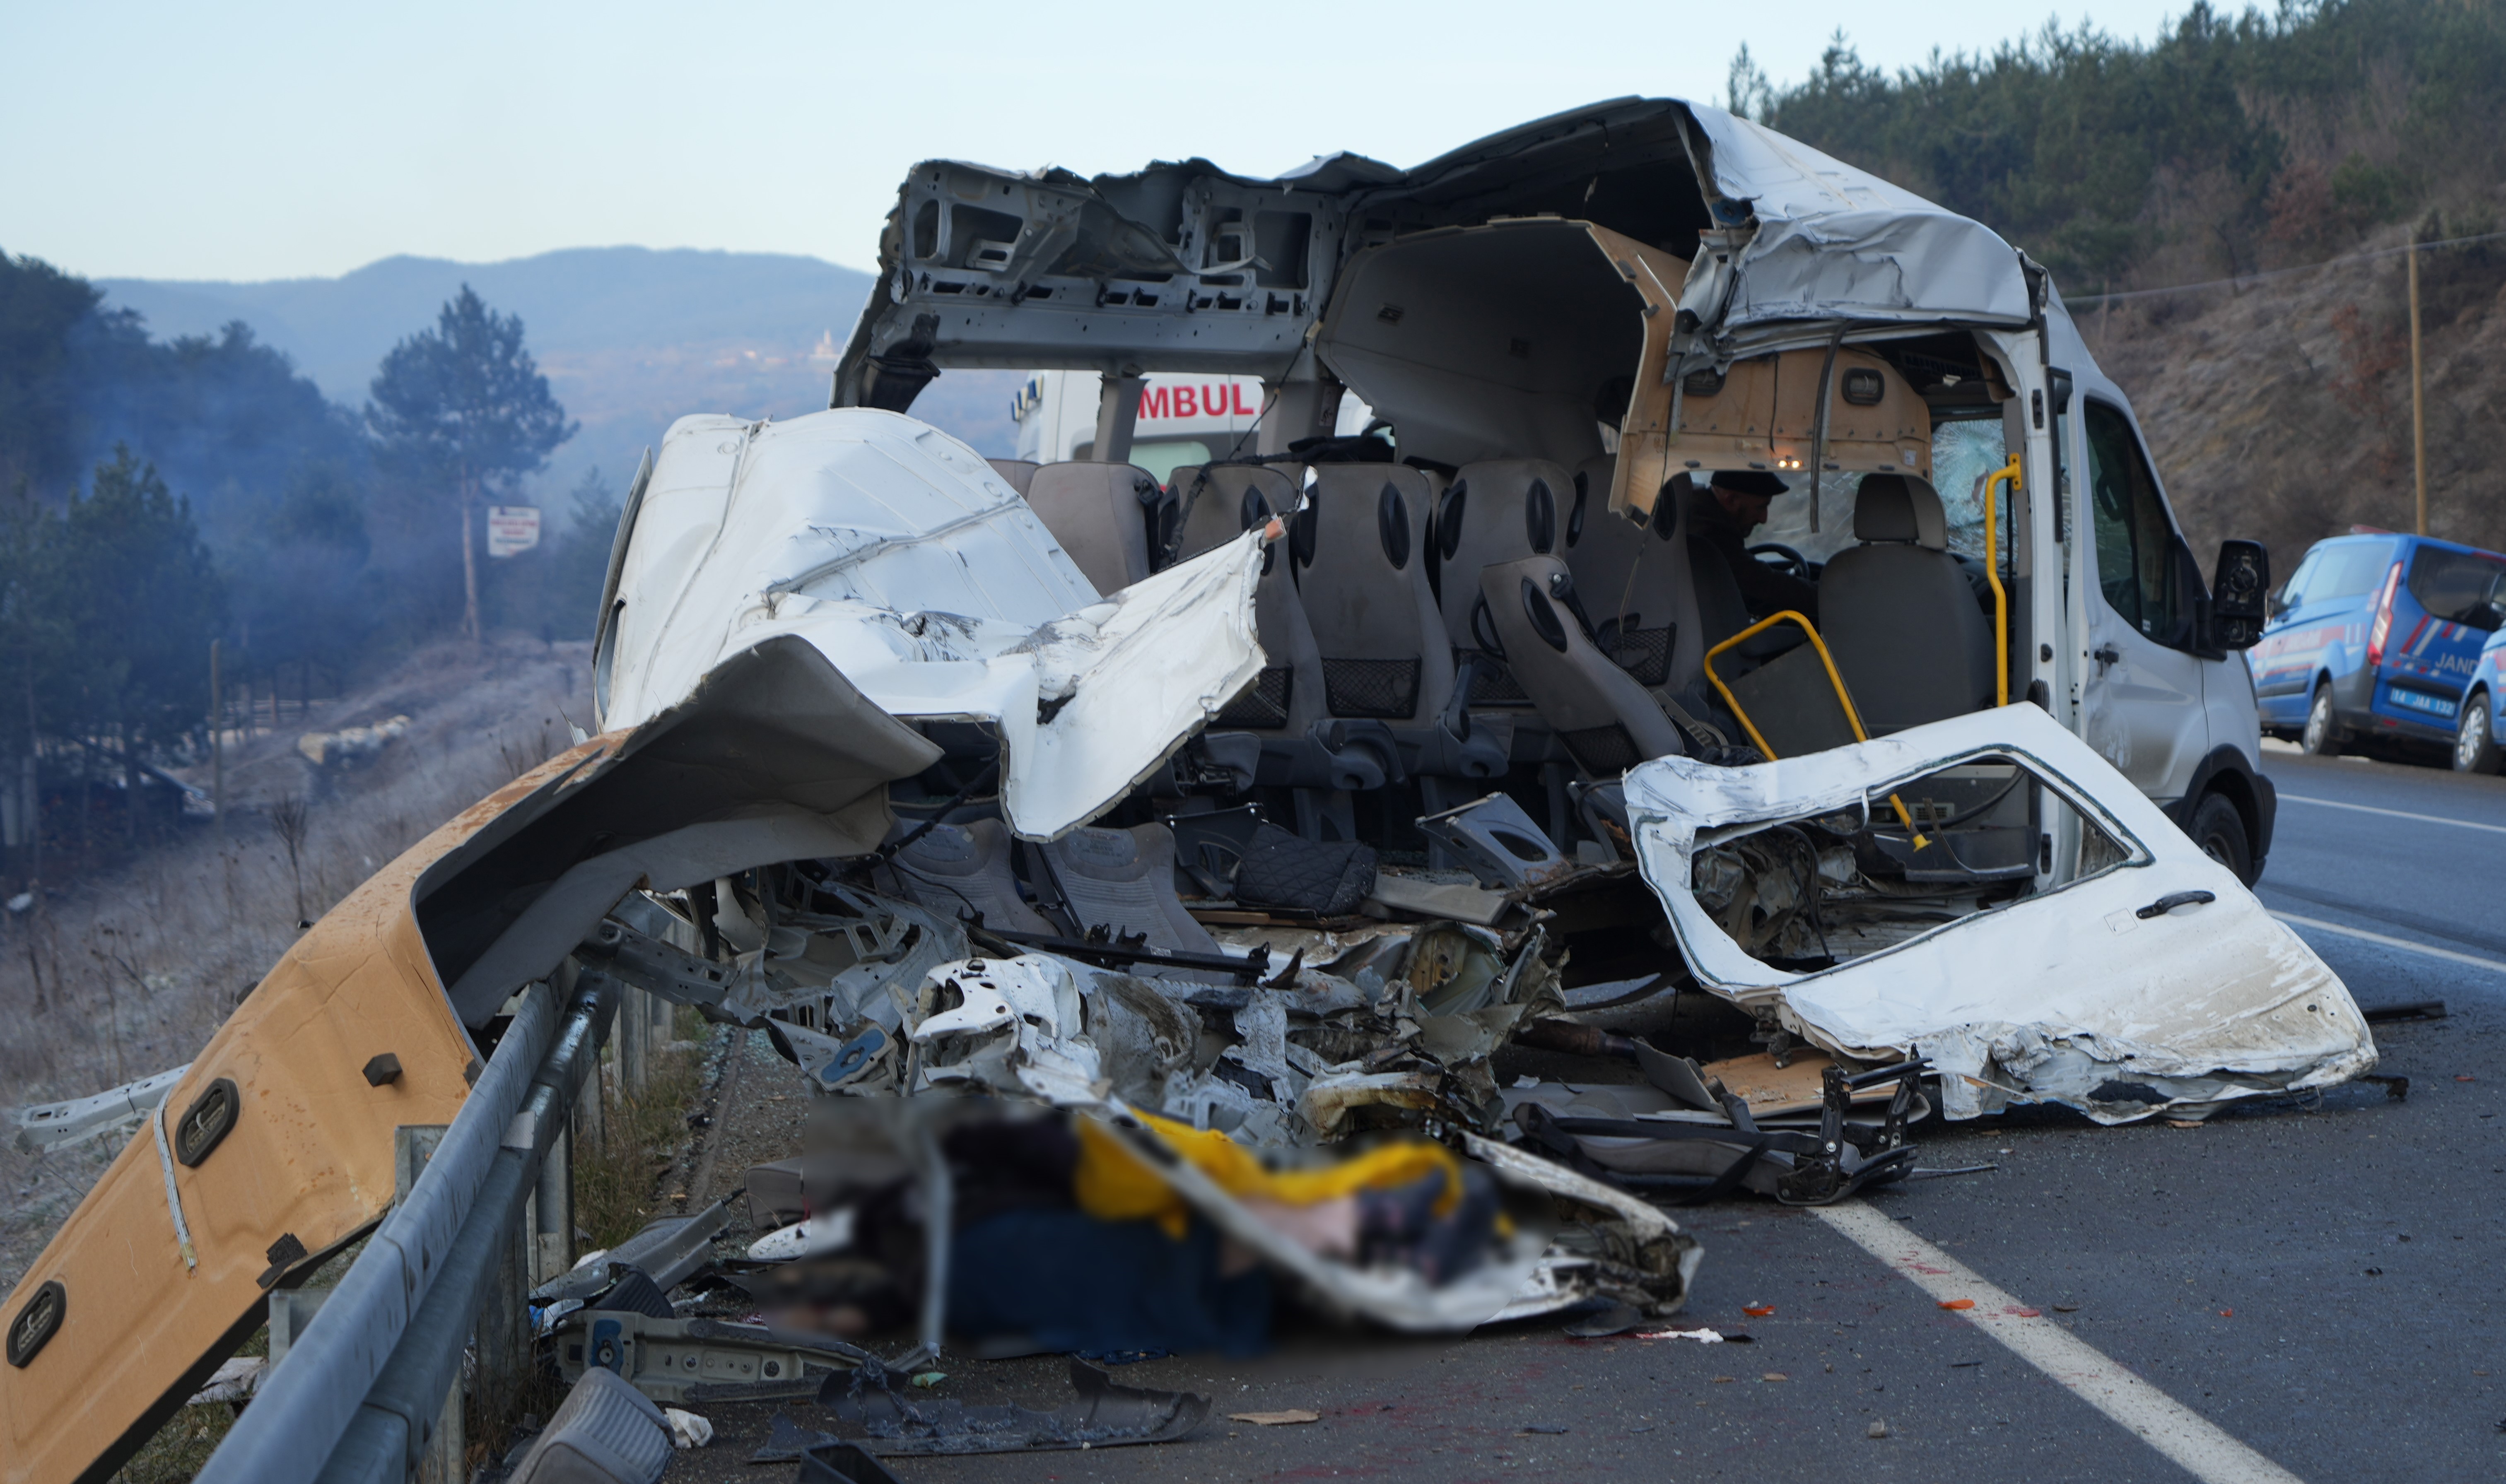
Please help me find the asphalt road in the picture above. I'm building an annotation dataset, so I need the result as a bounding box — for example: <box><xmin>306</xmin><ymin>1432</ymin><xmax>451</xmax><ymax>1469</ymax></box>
<box><xmin>663</xmin><ymin>747</ymin><xmax>2506</xmax><ymax>1484</ymax></box>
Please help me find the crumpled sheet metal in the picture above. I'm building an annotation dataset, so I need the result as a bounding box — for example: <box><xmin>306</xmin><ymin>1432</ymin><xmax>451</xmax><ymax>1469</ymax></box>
<box><xmin>1622</xmin><ymin>705</ymin><xmax>2375</xmax><ymax>1123</ymax></box>
<box><xmin>597</xmin><ymin>409</ymin><xmax>1266</xmax><ymax>840</ymax></box>
<box><xmin>1679</xmin><ymin>104</ymin><xmax>2034</xmax><ymax>332</ymax></box>
<box><xmin>890</xmin><ymin>921</ymin><xmax>1551</xmax><ymax>1147</ymax></box>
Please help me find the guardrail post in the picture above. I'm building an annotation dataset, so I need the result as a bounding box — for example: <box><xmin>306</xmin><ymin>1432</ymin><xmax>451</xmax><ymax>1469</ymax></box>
<box><xmin>532</xmin><ymin>1112</ymin><xmax>572</xmax><ymax>1284</ymax></box>
<box><xmin>395</xmin><ymin>1126</ymin><xmax>462</xmax><ymax>1484</ymax></box>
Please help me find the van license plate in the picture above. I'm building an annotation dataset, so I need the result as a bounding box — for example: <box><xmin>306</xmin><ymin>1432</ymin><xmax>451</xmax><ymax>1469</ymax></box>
<box><xmin>2388</xmin><ymin>688</ymin><xmax>2458</xmax><ymax>718</ymax></box>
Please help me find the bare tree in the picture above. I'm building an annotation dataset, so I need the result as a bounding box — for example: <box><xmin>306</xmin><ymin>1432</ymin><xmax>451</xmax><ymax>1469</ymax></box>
<box><xmin>269</xmin><ymin>795</ymin><xmax>311</xmax><ymax>925</ymax></box>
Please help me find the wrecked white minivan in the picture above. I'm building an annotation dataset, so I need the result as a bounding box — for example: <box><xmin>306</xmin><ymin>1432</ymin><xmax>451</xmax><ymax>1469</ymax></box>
<box><xmin>804</xmin><ymin>94</ymin><xmax>2362</xmax><ymax>1120</ymax></box>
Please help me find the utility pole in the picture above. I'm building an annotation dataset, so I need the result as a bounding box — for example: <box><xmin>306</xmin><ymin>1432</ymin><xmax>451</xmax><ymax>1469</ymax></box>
<box><xmin>2408</xmin><ymin>234</ymin><xmax>2429</xmax><ymax>537</ymax></box>
<box><xmin>209</xmin><ymin>639</ymin><xmax>223</xmax><ymax>831</ymax></box>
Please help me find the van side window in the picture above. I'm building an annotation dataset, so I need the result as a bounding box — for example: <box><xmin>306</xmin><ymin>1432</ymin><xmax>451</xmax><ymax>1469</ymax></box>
<box><xmin>2084</xmin><ymin>401</ymin><xmax>2184</xmax><ymax>645</ymax></box>
<box><xmin>2407</xmin><ymin>545</ymin><xmax>2506</xmax><ymax>631</ymax></box>
<box><xmin>2277</xmin><ymin>550</ymin><xmax>2321</xmax><ymax>610</ymax></box>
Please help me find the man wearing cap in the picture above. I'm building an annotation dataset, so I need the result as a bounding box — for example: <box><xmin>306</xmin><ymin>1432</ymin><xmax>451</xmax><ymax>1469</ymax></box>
<box><xmin>1682</xmin><ymin>470</ymin><xmax>1818</xmax><ymax>624</ymax></box>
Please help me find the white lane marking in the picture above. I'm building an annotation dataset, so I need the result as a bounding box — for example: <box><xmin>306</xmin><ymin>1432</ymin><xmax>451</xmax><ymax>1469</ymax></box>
<box><xmin>2269</xmin><ymin>911</ymin><xmax>2506</xmax><ymax>975</ymax></box>
<box><xmin>1812</xmin><ymin>1201</ymin><xmax>2307</xmax><ymax>1484</ymax></box>
<box><xmin>2278</xmin><ymin>793</ymin><xmax>2506</xmax><ymax>837</ymax></box>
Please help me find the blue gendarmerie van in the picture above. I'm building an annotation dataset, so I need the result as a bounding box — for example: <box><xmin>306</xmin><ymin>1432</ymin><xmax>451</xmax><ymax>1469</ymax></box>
<box><xmin>2250</xmin><ymin>530</ymin><xmax>2506</xmax><ymax>766</ymax></box>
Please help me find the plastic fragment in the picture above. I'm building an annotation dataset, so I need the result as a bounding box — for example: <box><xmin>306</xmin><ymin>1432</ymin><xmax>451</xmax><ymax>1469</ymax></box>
<box><xmin>1230</xmin><ymin>1410</ymin><xmax>1320</xmax><ymax>1426</ymax></box>
<box><xmin>663</xmin><ymin>1408</ymin><xmax>714</xmax><ymax>1448</ymax></box>
<box><xmin>1938</xmin><ymin>1299</ymin><xmax>1975</xmax><ymax>1311</ymax></box>
<box><xmin>1742</xmin><ymin>1304</ymin><xmax>1775</xmax><ymax>1317</ymax></box>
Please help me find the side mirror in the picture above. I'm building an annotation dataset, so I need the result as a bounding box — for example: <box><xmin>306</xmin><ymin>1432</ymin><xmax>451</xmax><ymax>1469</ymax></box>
<box><xmin>2211</xmin><ymin>539</ymin><xmax>2271</xmax><ymax>650</ymax></box>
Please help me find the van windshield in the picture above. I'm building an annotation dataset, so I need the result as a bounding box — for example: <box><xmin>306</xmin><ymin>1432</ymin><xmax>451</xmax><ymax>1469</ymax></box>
<box><xmin>2407</xmin><ymin>544</ymin><xmax>2506</xmax><ymax>629</ymax></box>
<box><xmin>1755</xmin><ymin>417</ymin><xmax>2010</xmax><ymax>566</ymax></box>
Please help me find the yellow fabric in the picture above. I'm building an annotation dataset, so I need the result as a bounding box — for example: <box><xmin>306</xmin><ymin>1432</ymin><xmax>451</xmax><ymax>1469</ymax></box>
<box><xmin>1073</xmin><ymin>1112</ymin><xmax>1464</xmax><ymax>1241</ymax></box>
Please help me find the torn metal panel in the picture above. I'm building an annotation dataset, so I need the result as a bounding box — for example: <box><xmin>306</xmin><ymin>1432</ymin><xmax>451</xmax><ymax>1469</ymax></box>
<box><xmin>1623</xmin><ymin>705</ymin><xmax>2374</xmax><ymax>1123</ymax></box>
<box><xmin>552</xmin><ymin>1312</ymin><xmax>870</xmax><ymax>1405</ymax></box>
<box><xmin>840</xmin><ymin>99</ymin><xmax>2037</xmax><ymax>420</ymax></box>
<box><xmin>597</xmin><ymin>409</ymin><xmax>1267</xmax><ymax>840</ymax></box>
<box><xmin>1674</xmin><ymin>104</ymin><xmax>2032</xmax><ymax>332</ymax></box>
<box><xmin>1461</xmin><ymin>1133</ymin><xmax>1700</xmax><ymax>1321</ymax></box>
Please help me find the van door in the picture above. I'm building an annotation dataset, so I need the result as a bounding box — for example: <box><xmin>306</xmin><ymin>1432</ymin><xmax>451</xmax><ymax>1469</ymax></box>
<box><xmin>2079</xmin><ymin>400</ymin><xmax>2209</xmax><ymax>800</ymax></box>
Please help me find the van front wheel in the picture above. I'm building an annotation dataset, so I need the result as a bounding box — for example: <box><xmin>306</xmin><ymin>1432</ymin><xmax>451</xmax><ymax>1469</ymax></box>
<box><xmin>2190</xmin><ymin>793</ymin><xmax>2254</xmax><ymax>884</ymax></box>
<box><xmin>2301</xmin><ymin>684</ymin><xmax>2343</xmax><ymax>757</ymax></box>
<box><xmin>2457</xmin><ymin>692</ymin><xmax>2503</xmax><ymax>775</ymax></box>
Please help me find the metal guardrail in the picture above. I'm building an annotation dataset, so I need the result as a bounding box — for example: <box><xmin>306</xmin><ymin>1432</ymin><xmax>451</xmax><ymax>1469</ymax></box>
<box><xmin>195</xmin><ymin>973</ymin><xmax>615</xmax><ymax>1484</ymax></box>
<box><xmin>314</xmin><ymin>973</ymin><xmax>617</xmax><ymax>1483</ymax></box>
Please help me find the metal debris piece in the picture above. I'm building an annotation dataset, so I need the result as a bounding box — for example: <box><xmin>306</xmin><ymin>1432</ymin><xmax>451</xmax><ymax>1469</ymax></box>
<box><xmin>552</xmin><ymin>1312</ymin><xmax>869</xmax><ymax>1406</ymax></box>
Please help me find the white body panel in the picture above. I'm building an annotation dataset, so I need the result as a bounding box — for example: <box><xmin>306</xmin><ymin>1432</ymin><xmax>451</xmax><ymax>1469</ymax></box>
<box><xmin>598</xmin><ymin>409</ymin><xmax>1266</xmax><ymax>841</ymax></box>
<box><xmin>1624</xmin><ymin>705</ymin><xmax>2371</xmax><ymax>1123</ymax></box>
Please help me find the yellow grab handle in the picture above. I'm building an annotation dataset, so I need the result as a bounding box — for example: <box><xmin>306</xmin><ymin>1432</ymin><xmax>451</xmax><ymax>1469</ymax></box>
<box><xmin>1983</xmin><ymin>455</ymin><xmax>2020</xmax><ymax>708</ymax></box>
<box><xmin>1701</xmin><ymin>610</ymin><xmax>1927</xmax><ymax>848</ymax></box>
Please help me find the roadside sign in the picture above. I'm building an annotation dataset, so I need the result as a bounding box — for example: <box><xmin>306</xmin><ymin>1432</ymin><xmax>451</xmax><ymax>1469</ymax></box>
<box><xmin>487</xmin><ymin>506</ymin><xmax>540</xmax><ymax>558</ymax></box>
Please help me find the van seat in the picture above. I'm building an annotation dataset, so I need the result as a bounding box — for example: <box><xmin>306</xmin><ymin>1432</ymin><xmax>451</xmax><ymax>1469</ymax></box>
<box><xmin>1298</xmin><ymin>464</ymin><xmax>1453</xmax><ymax>725</ymax></box>
<box><xmin>1477</xmin><ymin>555</ymin><xmax>1684</xmax><ymax>775</ymax></box>
<box><xmin>1033</xmin><ymin>823</ymin><xmax>1221</xmax><ymax>956</ymax></box>
<box><xmin>1165</xmin><ymin>464</ymin><xmax>1324</xmax><ymax>737</ymax></box>
<box><xmin>1435</xmin><ymin>459</ymin><xmax>1573</xmax><ymax>706</ymax></box>
<box><xmin>1565</xmin><ymin>459</ymin><xmax>1706</xmax><ymax>695</ymax></box>
<box><xmin>987</xmin><ymin>458</ymin><xmax>1040</xmax><ymax>497</ymax></box>
<box><xmin>1024</xmin><ymin>461</ymin><xmax>1160</xmax><ymax>595</ymax></box>
<box><xmin>1819</xmin><ymin>474</ymin><xmax>1996</xmax><ymax>735</ymax></box>
<box><xmin>876</xmin><ymin>817</ymin><xmax>1057</xmax><ymax>936</ymax></box>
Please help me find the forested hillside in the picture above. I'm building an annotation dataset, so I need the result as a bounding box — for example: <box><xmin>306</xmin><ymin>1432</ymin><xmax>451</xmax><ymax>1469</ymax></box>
<box><xmin>1744</xmin><ymin>0</ymin><xmax>2506</xmax><ymax>563</ymax></box>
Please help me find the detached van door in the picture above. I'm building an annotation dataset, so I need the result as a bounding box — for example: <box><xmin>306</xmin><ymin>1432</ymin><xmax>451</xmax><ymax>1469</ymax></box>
<box><xmin>830</xmin><ymin>159</ymin><xmax>1355</xmax><ymax>408</ymax></box>
<box><xmin>2079</xmin><ymin>399</ymin><xmax>2209</xmax><ymax>800</ymax></box>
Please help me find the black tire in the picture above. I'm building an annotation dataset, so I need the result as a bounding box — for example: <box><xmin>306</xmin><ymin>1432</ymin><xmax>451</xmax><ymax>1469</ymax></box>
<box><xmin>2458</xmin><ymin>691</ymin><xmax>2504</xmax><ymax>775</ymax></box>
<box><xmin>2190</xmin><ymin>792</ymin><xmax>2254</xmax><ymax>884</ymax></box>
<box><xmin>2301</xmin><ymin>682</ymin><xmax>2343</xmax><ymax>757</ymax></box>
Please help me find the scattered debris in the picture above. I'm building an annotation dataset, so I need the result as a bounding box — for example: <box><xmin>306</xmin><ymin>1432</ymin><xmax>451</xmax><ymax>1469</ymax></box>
<box><xmin>503</xmin><ymin>1366</ymin><xmax>674</xmax><ymax>1484</ymax></box>
<box><xmin>186</xmin><ymin>1356</ymin><xmax>264</xmax><ymax>1407</ymax></box>
<box><xmin>662</xmin><ymin>1407</ymin><xmax>714</xmax><ymax>1448</ymax></box>
<box><xmin>1232</xmin><ymin>1410</ymin><xmax>1321</xmax><ymax>1427</ymax></box>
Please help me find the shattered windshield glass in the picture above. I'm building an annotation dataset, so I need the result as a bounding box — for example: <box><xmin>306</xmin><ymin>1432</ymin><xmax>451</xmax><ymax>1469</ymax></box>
<box><xmin>1928</xmin><ymin>417</ymin><xmax>2012</xmax><ymax>564</ymax></box>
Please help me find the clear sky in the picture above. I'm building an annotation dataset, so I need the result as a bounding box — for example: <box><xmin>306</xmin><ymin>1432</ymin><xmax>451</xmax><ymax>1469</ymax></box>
<box><xmin>2</xmin><ymin>0</ymin><xmax>2196</xmax><ymax>283</ymax></box>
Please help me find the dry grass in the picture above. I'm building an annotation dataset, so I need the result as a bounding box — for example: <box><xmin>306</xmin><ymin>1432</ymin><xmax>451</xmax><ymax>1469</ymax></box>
<box><xmin>574</xmin><ymin>1006</ymin><xmax>709</xmax><ymax>1250</ymax></box>
<box><xmin>0</xmin><ymin>637</ymin><xmax>593</xmax><ymax>1297</ymax></box>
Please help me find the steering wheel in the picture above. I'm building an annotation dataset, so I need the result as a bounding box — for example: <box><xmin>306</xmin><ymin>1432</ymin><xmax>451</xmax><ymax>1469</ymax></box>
<box><xmin>1747</xmin><ymin>542</ymin><xmax>1812</xmax><ymax>579</ymax></box>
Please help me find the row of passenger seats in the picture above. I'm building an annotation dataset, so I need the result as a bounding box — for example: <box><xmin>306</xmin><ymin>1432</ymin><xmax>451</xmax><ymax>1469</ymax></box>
<box><xmin>991</xmin><ymin>453</ymin><xmax>1722</xmax><ymax>787</ymax></box>
<box><xmin>991</xmin><ymin>452</ymin><xmax>1995</xmax><ymax>795</ymax></box>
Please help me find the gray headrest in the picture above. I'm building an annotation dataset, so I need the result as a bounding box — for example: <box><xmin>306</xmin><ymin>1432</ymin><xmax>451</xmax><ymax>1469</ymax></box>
<box><xmin>1854</xmin><ymin>475</ymin><xmax>1948</xmax><ymax>549</ymax></box>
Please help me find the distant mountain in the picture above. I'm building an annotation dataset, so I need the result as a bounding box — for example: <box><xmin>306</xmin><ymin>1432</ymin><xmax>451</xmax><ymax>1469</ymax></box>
<box><xmin>98</xmin><ymin>246</ymin><xmax>1024</xmax><ymax>503</ymax></box>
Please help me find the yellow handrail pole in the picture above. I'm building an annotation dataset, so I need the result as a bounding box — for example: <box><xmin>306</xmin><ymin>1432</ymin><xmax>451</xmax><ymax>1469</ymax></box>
<box><xmin>1983</xmin><ymin>455</ymin><xmax>2021</xmax><ymax>708</ymax></box>
<box><xmin>1702</xmin><ymin>610</ymin><xmax>1928</xmax><ymax>848</ymax></box>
